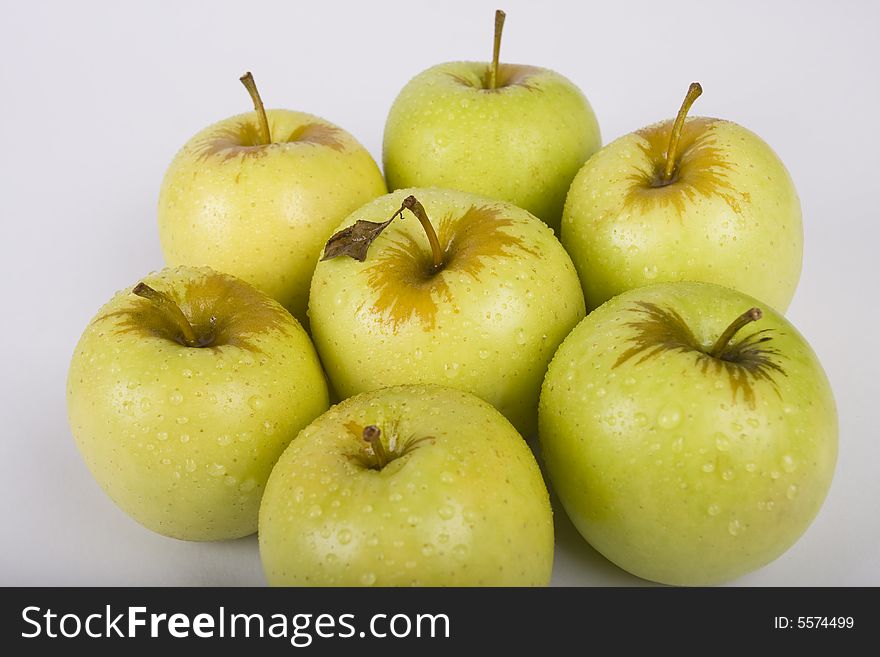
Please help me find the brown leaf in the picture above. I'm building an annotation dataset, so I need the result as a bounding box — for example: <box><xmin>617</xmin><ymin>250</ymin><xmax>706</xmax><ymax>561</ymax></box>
<box><xmin>321</xmin><ymin>218</ymin><xmax>395</xmax><ymax>262</ymax></box>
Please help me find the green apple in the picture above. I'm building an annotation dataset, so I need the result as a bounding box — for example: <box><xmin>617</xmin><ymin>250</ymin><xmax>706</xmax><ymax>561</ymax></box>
<box><xmin>259</xmin><ymin>384</ymin><xmax>553</xmax><ymax>586</ymax></box>
<box><xmin>66</xmin><ymin>266</ymin><xmax>329</xmax><ymax>540</ymax></box>
<box><xmin>383</xmin><ymin>10</ymin><xmax>601</xmax><ymax>233</ymax></box>
<box><xmin>309</xmin><ymin>187</ymin><xmax>585</xmax><ymax>436</ymax></box>
<box><xmin>562</xmin><ymin>83</ymin><xmax>802</xmax><ymax>312</ymax></box>
<box><xmin>539</xmin><ymin>281</ymin><xmax>837</xmax><ymax>585</ymax></box>
<box><xmin>158</xmin><ymin>72</ymin><xmax>386</xmax><ymax>326</ymax></box>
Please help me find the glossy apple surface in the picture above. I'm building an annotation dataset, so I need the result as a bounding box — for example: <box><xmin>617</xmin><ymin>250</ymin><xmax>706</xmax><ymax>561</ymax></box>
<box><xmin>158</xmin><ymin>107</ymin><xmax>386</xmax><ymax>325</ymax></box>
<box><xmin>539</xmin><ymin>281</ymin><xmax>837</xmax><ymax>585</ymax></box>
<box><xmin>259</xmin><ymin>384</ymin><xmax>554</xmax><ymax>586</ymax></box>
<box><xmin>383</xmin><ymin>12</ymin><xmax>599</xmax><ymax>233</ymax></box>
<box><xmin>67</xmin><ymin>266</ymin><xmax>329</xmax><ymax>540</ymax></box>
<box><xmin>309</xmin><ymin>188</ymin><xmax>585</xmax><ymax>436</ymax></box>
<box><xmin>562</xmin><ymin>90</ymin><xmax>802</xmax><ymax>311</ymax></box>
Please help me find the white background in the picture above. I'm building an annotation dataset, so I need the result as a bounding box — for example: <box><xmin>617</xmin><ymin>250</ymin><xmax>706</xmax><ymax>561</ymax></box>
<box><xmin>1</xmin><ymin>0</ymin><xmax>877</xmax><ymax>586</ymax></box>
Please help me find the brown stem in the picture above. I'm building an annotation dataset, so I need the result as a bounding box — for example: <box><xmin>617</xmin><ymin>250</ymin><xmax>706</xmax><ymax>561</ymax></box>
<box><xmin>132</xmin><ymin>283</ymin><xmax>201</xmax><ymax>347</ymax></box>
<box><xmin>402</xmin><ymin>195</ymin><xmax>443</xmax><ymax>270</ymax></box>
<box><xmin>363</xmin><ymin>425</ymin><xmax>388</xmax><ymax>469</ymax></box>
<box><xmin>239</xmin><ymin>71</ymin><xmax>272</xmax><ymax>145</ymax></box>
<box><xmin>489</xmin><ymin>9</ymin><xmax>506</xmax><ymax>90</ymax></box>
<box><xmin>663</xmin><ymin>82</ymin><xmax>703</xmax><ymax>183</ymax></box>
<box><xmin>709</xmin><ymin>307</ymin><xmax>763</xmax><ymax>358</ymax></box>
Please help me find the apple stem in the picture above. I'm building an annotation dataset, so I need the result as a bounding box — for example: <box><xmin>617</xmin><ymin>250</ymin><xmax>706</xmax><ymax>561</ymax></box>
<box><xmin>239</xmin><ymin>71</ymin><xmax>272</xmax><ymax>145</ymax></box>
<box><xmin>131</xmin><ymin>283</ymin><xmax>203</xmax><ymax>348</ymax></box>
<box><xmin>709</xmin><ymin>307</ymin><xmax>763</xmax><ymax>358</ymax></box>
<box><xmin>489</xmin><ymin>9</ymin><xmax>506</xmax><ymax>90</ymax></box>
<box><xmin>401</xmin><ymin>195</ymin><xmax>444</xmax><ymax>270</ymax></box>
<box><xmin>662</xmin><ymin>82</ymin><xmax>703</xmax><ymax>183</ymax></box>
<box><xmin>363</xmin><ymin>425</ymin><xmax>389</xmax><ymax>469</ymax></box>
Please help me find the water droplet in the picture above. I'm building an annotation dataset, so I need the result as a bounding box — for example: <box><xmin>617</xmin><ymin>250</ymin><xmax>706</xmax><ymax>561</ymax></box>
<box><xmin>595</xmin><ymin>387</ymin><xmax>607</xmax><ymax>398</ymax></box>
<box><xmin>714</xmin><ymin>433</ymin><xmax>730</xmax><ymax>451</ymax></box>
<box><xmin>176</xmin><ymin>416</ymin><xmax>189</xmax><ymax>426</ymax></box>
<box><xmin>156</xmin><ymin>431</ymin><xmax>168</xmax><ymax>441</ymax></box>
<box><xmin>745</xmin><ymin>462</ymin><xmax>757</xmax><ymax>473</ymax></box>
<box><xmin>208</xmin><ymin>463</ymin><xmax>226</xmax><ymax>477</ymax></box>
<box><xmin>413</xmin><ymin>348</ymin><xmax>423</xmax><ymax>360</ymax></box>
<box><xmin>515</xmin><ymin>329</ymin><xmax>527</xmax><ymax>345</ymax></box>
<box><xmin>179</xmin><ymin>433</ymin><xmax>190</xmax><ymax>443</ymax></box>
<box><xmin>360</xmin><ymin>573</ymin><xmax>376</xmax><ymax>586</ymax></box>
<box><xmin>786</xmin><ymin>484</ymin><xmax>799</xmax><ymax>500</ymax></box>
<box><xmin>624</xmin><ymin>377</ymin><xmax>637</xmax><ymax>386</ymax></box>
<box><xmin>728</xmin><ymin>519</ymin><xmax>742</xmax><ymax>536</ymax></box>
<box><xmin>781</xmin><ymin>454</ymin><xmax>796</xmax><ymax>473</ymax></box>
<box><xmin>308</xmin><ymin>504</ymin><xmax>322</xmax><ymax>518</ymax></box>
<box><xmin>184</xmin><ymin>458</ymin><xmax>197</xmax><ymax>473</ymax></box>
<box><xmin>389</xmin><ymin>491</ymin><xmax>403</xmax><ymax>503</ymax></box>
<box><xmin>239</xmin><ymin>478</ymin><xmax>257</xmax><ymax>493</ymax></box>
<box><xmin>770</xmin><ymin>470</ymin><xmax>781</xmax><ymax>480</ymax></box>
<box><xmin>722</xmin><ymin>469</ymin><xmax>735</xmax><ymax>481</ymax></box>
<box><xmin>478</xmin><ymin>349</ymin><xmax>489</xmax><ymax>360</ymax></box>
<box><xmin>338</xmin><ymin>529</ymin><xmax>352</xmax><ymax>545</ymax></box>
<box><xmin>634</xmin><ymin>413</ymin><xmax>648</xmax><ymax>427</ymax></box>
<box><xmin>671</xmin><ymin>436</ymin><xmax>684</xmax><ymax>452</ymax></box>
<box><xmin>440</xmin><ymin>472</ymin><xmax>454</xmax><ymax>484</ymax></box>
<box><xmin>747</xmin><ymin>418</ymin><xmax>759</xmax><ymax>428</ymax></box>
<box><xmin>248</xmin><ymin>395</ymin><xmax>264</xmax><ymax>411</ymax></box>
<box><xmin>438</xmin><ymin>533</ymin><xmax>450</xmax><ymax>544</ymax></box>
<box><xmin>262</xmin><ymin>420</ymin><xmax>275</xmax><ymax>436</ymax></box>
<box><xmin>438</xmin><ymin>506</ymin><xmax>454</xmax><ymax>520</ymax></box>
<box><xmin>702</xmin><ymin>462</ymin><xmax>715</xmax><ymax>473</ymax></box>
<box><xmin>643</xmin><ymin>264</ymin><xmax>659</xmax><ymax>279</ymax></box>
<box><xmin>452</xmin><ymin>544</ymin><xmax>468</xmax><ymax>559</ymax></box>
<box><xmin>421</xmin><ymin>544</ymin><xmax>434</xmax><ymax>557</ymax></box>
<box><xmin>658</xmin><ymin>406</ymin><xmax>682</xmax><ymax>429</ymax></box>
<box><xmin>139</xmin><ymin>399</ymin><xmax>152</xmax><ymax>412</ymax></box>
<box><xmin>160</xmin><ymin>458</ymin><xmax>171</xmax><ymax>465</ymax></box>
<box><xmin>238</xmin><ymin>431</ymin><xmax>252</xmax><ymax>443</ymax></box>
<box><xmin>169</xmin><ymin>391</ymin><xmax>183</xmax><ymax>405</ymax></box>
<box><xmin>224</xmin><ymin>475</ymin><xmax>237</xmax><ymax>487</ymax></box>
<box><xmin>444</xmin><ymin>362</ymin><xmax>460</xmax><ymax>379</ymax></box>
<box><xmin>217</xmin><ymin>434</ymin><xmax>232</xmax><ymax>446</ymax></box>
<box><xmin>707</xmin><ymin>504</ymin><xmax>721</xmax><ymax>516</ymax></box>
<box><xmin>181</xmin><ymin>369</ymin><xmax>192</xmax><ymax>379</ymax></box>
<box><xmin>405</xmin><ymin>560</ymin><xmax>417</xmax><ymax>569</ymax></box>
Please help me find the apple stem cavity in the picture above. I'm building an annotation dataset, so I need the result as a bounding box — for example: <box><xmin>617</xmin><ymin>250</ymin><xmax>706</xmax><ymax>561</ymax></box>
<box><xmin>363</xmin><ymin>425</ymin><xmax>389</xmax><ymax>469</ymax></box>
<box><xmin>709</xmin><ymin>307</ymin><xmax>763</xmax><ymax>358</ymax></box>
<box><xmin>489</xmin><ymin>9</ymin><xmax>507</xmax><ymax>90</ymax></box>
<box><xmin>131</xmin><ymin>282</ymin><xmax>206</xmax><ymax>348</ymax></box>
<box><xmin>239</xmin><ymin>71</ymin><xmax>272</xmax><ymax>145</ymax></box>
<box><xmin>662</xmin><ymin>82</ymin><xmax>703</xmax><ymax>184</ymax></box>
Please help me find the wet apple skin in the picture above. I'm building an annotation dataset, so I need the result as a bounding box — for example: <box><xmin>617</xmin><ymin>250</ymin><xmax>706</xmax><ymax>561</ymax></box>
<box><xmin>309</xmin><ymin>188</ymin><xmax>586</xmax><ymax>437</ymax></box>
<box><xmin>562</xmin><ymin>118</ymin><xmax>802</xmax><ymax>312</ymax></box>
<box><xmin>539</xmin><ymin>281</ymin><xmax>837</xmax><ymax>585</ymax></box>
<box><xmin>66</xmin><ymin>267</ymin><xmax>329</xmax><ymax>540</ymax></box>
<box><xmin>260</xmin><ymin>384</ymin><xmax>554</xmax><ymax>586</ymax></box>
<box><xmin>158</xmin><ymin>110</ymin><xmax>387</xmax><ymax>326</ymax></box>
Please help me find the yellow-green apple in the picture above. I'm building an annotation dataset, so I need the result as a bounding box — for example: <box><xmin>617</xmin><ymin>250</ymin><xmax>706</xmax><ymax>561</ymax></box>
<box><xmin>158</xmin><ymin>72</ymin><xmax>386</xmax><ymax>326</ymax></box>
<box><xmin>309</xmin><ymin>188</ymin><xmax>585</xmax><ymax>436</ymax></box>
<box><xmin>383</xmin><ymin>10</ymin><xmax>600</xmax><ymax>233</ymax></box>
<box><xmin>66</xmin><ymin>266</ymin><xmax>329</xmax><ymax>540</ymax></box>
<box><xmin>562</xmin><ymin>83</ymin><xmax>802</xmax><ymax>311</ymax></box>
<box><xmin>259</xmin><ymin>384</ymin><xmax>553</xmax><ymax>586</ymax></box>
<box><xmin>539</xmin><ymin>281</ymin><xmax>837</xmax><ymax>585</ymax></box>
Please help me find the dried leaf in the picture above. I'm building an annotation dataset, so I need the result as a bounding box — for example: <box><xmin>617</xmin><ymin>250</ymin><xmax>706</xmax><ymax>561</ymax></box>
<box><xmin>321</xmin><ymin>218</ymin><xmax>395</xmax><ymax>262</ymax></box>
